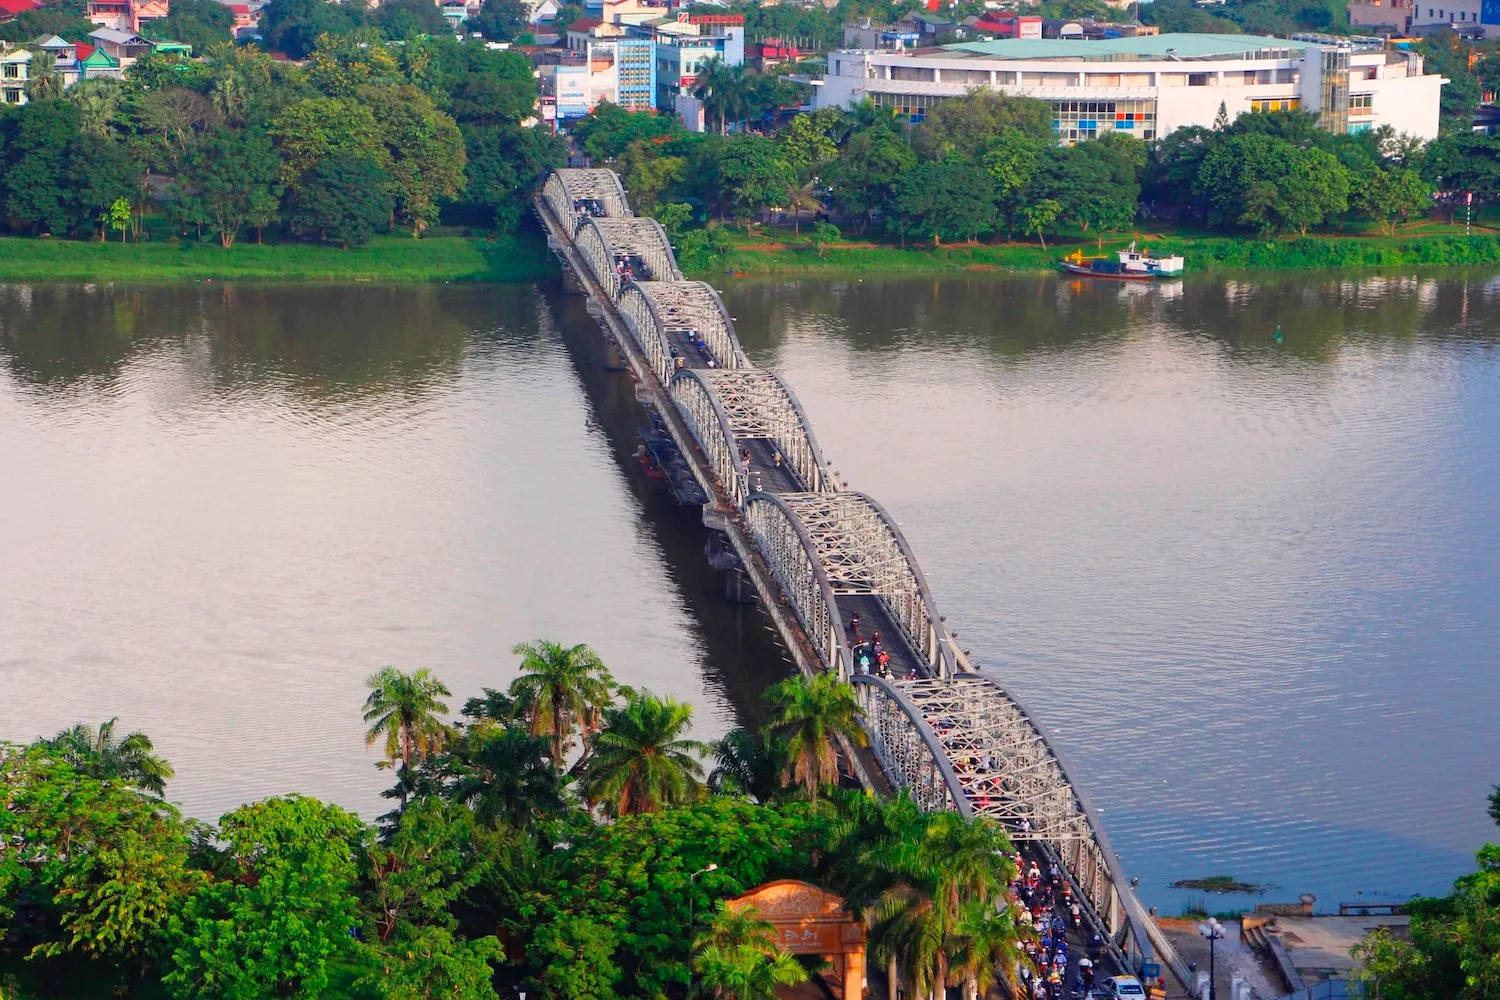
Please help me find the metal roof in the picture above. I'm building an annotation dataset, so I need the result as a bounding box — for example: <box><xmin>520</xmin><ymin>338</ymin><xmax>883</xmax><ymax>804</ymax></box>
<box><xmin>942</xmin><ymin>32</ymin><xmax>1320</xmax><ymax>61</ymax></box>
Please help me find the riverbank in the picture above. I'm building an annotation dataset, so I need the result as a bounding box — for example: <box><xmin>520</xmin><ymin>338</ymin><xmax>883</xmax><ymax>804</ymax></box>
<box><xmin>0</xmin><ymin>233</ymin><xmax>559</xmax><ymax>283</ymax></box>
<box><xmin>688</xmin><ymin>230</ymin><xmax>1500</xmax><ymax>279</ymax></box>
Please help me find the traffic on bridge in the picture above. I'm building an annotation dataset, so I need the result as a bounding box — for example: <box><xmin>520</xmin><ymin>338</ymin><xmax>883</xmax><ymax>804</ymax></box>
<box><xmin>536</xmin><ymin>167</ymin><xmax>1185</xmax><ymax>998</ymax></box>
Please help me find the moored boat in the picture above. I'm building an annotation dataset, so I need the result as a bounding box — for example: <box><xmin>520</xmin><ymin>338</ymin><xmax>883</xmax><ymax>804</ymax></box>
<box><xmin>1059</xmin><ymin>242</ymin><xmax>1184</xmax><ymax>281</ymax></box>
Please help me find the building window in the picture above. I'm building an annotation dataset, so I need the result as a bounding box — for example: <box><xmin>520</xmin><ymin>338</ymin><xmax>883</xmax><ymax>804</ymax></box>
<box><xmin>1350</xmin><ymin>92</ymin><xmax>1373</xmax><ymax>113</ymax></box>
<box><xmin>2</xmin><ymin>64</ymin><xmax>18</xmax><ymax>79</ymax></box>
<box><xmin>1250</xmin><ymin>97</ymin><xmax>1301</xmax><ymax>112</ymax></box>
<box><xmin>3</xmin><ymin>88</ymin><xmax>19</xmax><ymax>103</ymax></box>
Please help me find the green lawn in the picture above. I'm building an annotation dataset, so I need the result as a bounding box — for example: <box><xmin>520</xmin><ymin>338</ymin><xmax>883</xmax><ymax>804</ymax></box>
<box><xmin>691</xmin><ymin>221</ymin><xmax>1500</xmax><ymax>278</ymax></box>
<box><xmin>0</xmin><ymin>233</ymin><xmax>560</xmax><ymax>283</ymax></box>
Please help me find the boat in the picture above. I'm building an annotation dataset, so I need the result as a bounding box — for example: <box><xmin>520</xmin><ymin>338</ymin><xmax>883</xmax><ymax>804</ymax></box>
<box><xmin>1059</xmin><ymin>242</ymin><xmax>1184</xmax><ymax>281</ymax></box>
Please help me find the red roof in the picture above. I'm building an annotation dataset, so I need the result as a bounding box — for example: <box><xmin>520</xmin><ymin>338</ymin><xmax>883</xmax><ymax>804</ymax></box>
<box><xmin>568</xmin><ymin>17</ymin><xmax>603</xmax><ymax>29</ymax></box>
<box><xmin>75</xmin><ymin>42</ymin><xmax>96</xmax><ymax>58</ymax></box>
<box><xmin>227</xmin><ymin>3</ymin><xmax>249</xmax><ymax>12</ymax></box>
<box><xmin>0</xmin><ymin>0</ymin><xmax>42</xmax><ymax>14</ymax></box>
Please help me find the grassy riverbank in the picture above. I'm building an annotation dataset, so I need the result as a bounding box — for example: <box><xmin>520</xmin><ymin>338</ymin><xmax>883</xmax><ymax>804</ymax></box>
<box><xmin>690</xmin><ymin>225</ymin><xmax>1500</xmax><ymax>279</ymax></box>
<box><xmin>0</xmin><ymin>233</ymin><xmax>559</xmax><ymax>283</ymax></box>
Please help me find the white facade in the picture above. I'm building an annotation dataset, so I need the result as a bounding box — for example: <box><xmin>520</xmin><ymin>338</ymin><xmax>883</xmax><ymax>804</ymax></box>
<box><xmin>814</xmin><ymin>33</ymin><xmax>1446</xmax><ymax>142</ymax></box>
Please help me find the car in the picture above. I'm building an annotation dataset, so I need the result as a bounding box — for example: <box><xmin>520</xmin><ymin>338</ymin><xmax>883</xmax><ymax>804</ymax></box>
<box><xmin>1099</xmin><ymin>976</ymin><xmax>1146</xmax><ymax>999</ymax></box>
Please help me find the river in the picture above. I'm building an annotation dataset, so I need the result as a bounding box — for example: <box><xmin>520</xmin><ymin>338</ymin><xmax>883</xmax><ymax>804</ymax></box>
<box><xmin>1</xmin><ymin>274</ymin><xmax>1495</xmax><ymax>913</ymax></box>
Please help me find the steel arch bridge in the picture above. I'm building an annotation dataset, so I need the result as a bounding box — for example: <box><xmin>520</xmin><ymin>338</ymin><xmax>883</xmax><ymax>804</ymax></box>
<box><xmin>743</xmin><ymin>491</ymin><xmax>956</xmax><ymax>681</ymax></box>
<box><xmin>620</xmin><ymin>281</ymin><xmax>748</xmax><ymax>384</ymax></box>
<box><xmin>533</xmin><ymin>165</ymin><xmax>1182</xmax><ymax>988</ymax></box>
<box><xmin>669</xmin><ymin>369</ymin><xmax>835</xmax><ymax>504</ymax></box>
<box><xmin>574</xmin><ymin>217</ymin><xmax>681</xmax><ymax>302</ymax></box>
<box><xmin>542</xmin><ymin>169</ymin><xmax>632</xmax><ymax>234</ymax></box>
<box><xmin>849</xmin><ymin>672</ymin><xmax>1155</xmax><ymax>970</ymax></box>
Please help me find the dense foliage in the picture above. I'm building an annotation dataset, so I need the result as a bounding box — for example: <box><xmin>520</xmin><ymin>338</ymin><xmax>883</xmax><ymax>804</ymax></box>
<box><xmin>0</xmin><ymin>646</ymin><xmax>1028</xmax><ymax>1000</ymax></box>
<box><xmin>0</xmin><ymin>30</ymin><xmax>562</xmax><ymax>249</ymax></box>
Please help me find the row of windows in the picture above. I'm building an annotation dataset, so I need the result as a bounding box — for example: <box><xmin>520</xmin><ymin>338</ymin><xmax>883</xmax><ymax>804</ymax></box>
<box><xmin>1350</xmin><ymin>92</ymin><xmax>1374</xmax><ymax>111</ymax></box>
<box><xmin>3</xmin><ymin>88</ymin><xmax>21</xmax><ymax>103</ymax></box>
<box><xmin>1250</xmin><ymin>97</ymin><xmax>1300</xmax><ymax>112</ymax></box>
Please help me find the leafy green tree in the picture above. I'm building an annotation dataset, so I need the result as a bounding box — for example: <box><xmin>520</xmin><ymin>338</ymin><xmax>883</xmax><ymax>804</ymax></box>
<box><xmin>694</xmin><ymin>55</ymin><xmax>750</xmax><ymax>136</ymax></box>
<box><xmin>714</xmin><ymin>136</ymin><xmax>794</xmax><ymax>227</ymax></box>
<box><xmin>374</xmin><ymin>0</ymin><xmax>448</xmax><ymax>40</ymax></box>
<box><xmin>1141</xmin><ymin>124</ymin><xmax>1215</xmax><ymax>218</ymax></box>
<box><xmin>68</xmin><ymin>77</ymin><xmax>124</xmax><ymax>138</ymax></box>
<box><xmin>1279</xmin><ymin>146</ymin><xmax>1350</xmax><ymax>236</ymax></box>
<box><xmin>763</xmin><ymin>673</ymin><xmax>867</xmax><ymax>798</ymax></box>
<box><xmin>780</xmin><ymin>109</ymin><xmax>837</xmax><ymax>183</ymax></box>
<box><xmin>981</xmin><ymin>128</ymin><xmax>1046</xmax><ymax>238</ymax></box>
<box><xmin>578</xmin><ymin>690</ymin><xmax>709</xmax><ymax>816</ymax></box>
<box><xmin>164</xmin><ymin>795</ymin><xmax>367</xmax><ymax>999</ymax></box>
<box><xmin>365</xmin><ymin>85</ymin><xmax>466</xmax><ymax>236</ymax></box>
<box><xmin>529</xmin><ymin>914</ymin><xmax>622</xmax><ymax>1000</ymax></box>
<box><xmin>0</xmin><ymin>100</ymin><xmax>82</xmax><ymax>235</ymax></box>
<box><xmin>270</xmin><ymin>96</ymin><xmax>388</xmax><ymax>182</ymax></box>
<box><xmin>203</xmin><ymin>42</ymin><xmax>274</xmax><ymax>126</ymax></box>
<box><xmin>825</xmin><ymin>123</ymin><xmax>914</xmax><ymax>234</ymax></box>
<box><xmin>106</xmin><ymin>196</ymin><xmax>131</xmax><ymax>241</ymax></box>
<box><xmin>1198</xmin><ymin>133</ymin><xmax>1349</xmax><ymax>236</ymax></box>
<box><xmin>141</xmin><ymin>0</ymin><xmax>235</xmax><ymax>54</ymax></box>
<box><xmin>361</xmin><ymin>925</ymin><xmax>506</xmax><ymax>1000</ymax></box>
<box><xmin>39</xmin><ymin>718</ymin><xmax>174</xmax><ymax>797</ymax></box>
<box><xmin>1354</xmin><ymin>166</ymin><xmax>1432</xmax><ymax>236</ymax></box>
<box><xmin>891</xmin><ymin>159</ymin><xmax>996</xmax><ymax>245</ymax></box>
<box><xmin>572</xmin><ymin>101</ymin><xmax>684</xmax><ymax>162</ymax></box>
<box><xmin>469</xmin><ymin>0</ymin><xmax>527</xmax><ymax>40</ymax></box>
<box><xmin>461</xmin><ymin>122</ymin><xmax>565</xmax><ymax>232</ymax></box>
<box><xmin>1038</xmin><ymin>135</ymin><xmax>1142</xmax><ymax>242</ymax></box>
<box><xmin>947</xmin><ymin>900</ymin><xmax>1022</xmax><ymax>1000</ymax></box>
<box><xmin>262</xmin><ymin>0</ymin><xmax>364</xmax><ymax>59</ymax></box>
<box><xmin>810</xmin><ymin>220</ymin><xmax>841</xmax><ymax>258</ymax></box>
<box><xmin>618</xmin><ymin>138</ymin><xmax>685</xmax><ymax>213</ymax></box>
<box><xmin>1021</xmin><ymin>198</ymin><xmax>1061</xmax><ymax>249</ymax></box>
<box><xmin>446</xmin><ymin>51</ymin><xmax>540</xmax><ymax>127</ymax></box>
<box><xmin>177</xmin><ymin>128</ymin><xmax>284</xmax><ymax>247</ymax></box>
<box><xmin>364</xmin><ymin>797</ymin><xmax>487</xmax><ymax>942</ymax></box>
<box><xmin>551</xmin><ymin>3</ymin><xmax>585</xmax><ymax>30</ymax></box>
<box><xmin>1489</xmin><ymin>784</ymin><xmax>1500</xmax><ymax>826</ymax></box>
<box><xmin>912</xmin><ymin>89</ymin><xmax>1053</xmax><ymax>161</ymax></box>
<box><xmin>508</xmin><ymin>639</ymin><xmax>614</xmax><ymax>775</ymax></box>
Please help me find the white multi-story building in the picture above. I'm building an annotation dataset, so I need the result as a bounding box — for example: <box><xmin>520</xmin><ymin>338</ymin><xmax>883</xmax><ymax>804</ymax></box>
<box><xmin>815</xmin><ymin>32</ymin><xmax>1446</xmax><ymax>142</ymax></box>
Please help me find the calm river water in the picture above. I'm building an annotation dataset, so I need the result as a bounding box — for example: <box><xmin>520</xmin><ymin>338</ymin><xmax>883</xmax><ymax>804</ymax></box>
<box><xmin>2</xmin><ymin>274</ymin><xmax>1496</xmax><ymax>912</ymax></box>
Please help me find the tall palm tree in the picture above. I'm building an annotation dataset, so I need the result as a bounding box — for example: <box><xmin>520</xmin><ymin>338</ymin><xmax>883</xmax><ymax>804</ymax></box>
<box><xmin>24</xmin><ymin>51</ymin><xmax>60</xmax><ymax>103</ymax></box>
<box><xmin>784</xmin><ymin>179</ymin><xmax>825</xmax><ymax>236</ymax></box>
<box><xmin>947</xmin><ymin>900</ymin><xmax>1022</xmax><ymax>1000</ymax></box>
<box><xmin>693</xmin><ymin>56</ymin><xmax>746</xmax><ymax>136</ymax></box>
<box><xmin>40</xmin><ymin>718</ymin><xmax>174</xmax><ymax>796</ymax></box>
<box><xmin>508</xmin><ymin>639</ymin><xmax>614</xmax><ymax>775</ymax></box>
<box><xmin>708</xmin><ymin>728</ymin><xmax>789</xmax><ymax>804</ymax></box>
<box><xmin>577</xmin><ymin>690</ymin><xmax>708</xmax><ymax>816</ymax></box>
<box><xmin>763</xmin><ymin>673</ymin><xmax>867</xmax><ymax>799</ymax></box>
<box><xmin>448</xmin><ymin>725</ymin><xmax>566</xmax><ymax>830</ymax></box>
<box><xmin>920</xmin><ymin>812</ymin><xmax>1015</xmax><ymax>919</ymax></box>
<box><xmin>67</xmin><ymin>77</ymin><xmax>122</xmax><ymax>138</ymax></box>
<box><xmin>694</xmin><ymin>903</ymin><xmax>807</xmax><ymax>1000</ymax></box>
<box><xmin>362</xmin><ymin>666</ymin><xmax>453</xmax><ymax>804</ymax></box>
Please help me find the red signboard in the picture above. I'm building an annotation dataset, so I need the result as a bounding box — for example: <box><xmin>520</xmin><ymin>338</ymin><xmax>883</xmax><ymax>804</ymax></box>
<box><xmin>678</xmin><ymin>12</ymin><xmax>744</xmax><ymax>24</ymax></box>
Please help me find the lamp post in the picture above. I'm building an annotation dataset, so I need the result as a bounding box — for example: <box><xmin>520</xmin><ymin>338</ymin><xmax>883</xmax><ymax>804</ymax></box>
<box><xmin>1198</xmin><ymin>917</ymin><xmax>1225</xmax><ymax>1000</ymax></box>
<box><xmin>688</xmin><ymin>863</ymin><xmax>719</xmax><ymax>939</ymax></box>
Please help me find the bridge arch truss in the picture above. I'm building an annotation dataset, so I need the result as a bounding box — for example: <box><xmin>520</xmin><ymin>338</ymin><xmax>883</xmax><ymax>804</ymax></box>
<box><xmin>850</xmin><ymin>672</ymin><xmax>1150</xmax><ymax>968</ymax></box>
<box><xmin>743</xmin><ymin>493</ymin><xmax>850</xmax><ymax>676</ymax></box>
<box><xmin>620</xmin><ymin>281</ymin><xmax>748</xmax><ymax>384</ymax></box>
<box><xmin>542</xmin><ymin>169</ymin><xmax>631</xmax><ymax>234</ymax></box>
<box><xmin>670</xmin><ymin>369</ymin><xmax>836</xmax><ymax>504</ymax></box>
<box><xmin>575</xmin><ymin>217</ymin><xmax>681</xmax><ymax>302</ymax></box>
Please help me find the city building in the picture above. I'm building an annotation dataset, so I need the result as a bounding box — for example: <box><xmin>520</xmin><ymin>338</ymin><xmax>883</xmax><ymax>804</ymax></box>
<box><xmin>647</xmin><ymin>13</ymin><xmax>743</xmax><ymax>112</ymax></box>
<box><xmin>815</xmin><ymin>32</ymin><xmax>1446</xmax><ymax>141</ymax></box>
<box><xmin>542</xmin><ymin>31</ymin><xmax>655</xmax><ymax>120</ymax></box>
<box><xmin>1407</xmin><ymin>0</ymin><xmax>1488</xmax><ymax>34</ymax></box>
<box><xmin>87</xmin><ymin>27</ymin><xmax>188</xmax><ymax>66</ymax></box>
<box><xmin>1346</xmin><ymin>0</ymin><xmax>1414</xmax><ymax>33</ymax></box>
<box><xmin>88</xmin><ymin>0</ymin><xmax>168</xmax><ymax>34</ymax></box>
<box><xmin>1</xmin><ymin>48</ymin><xmax>29</xmax><ymax>105</ymax></box>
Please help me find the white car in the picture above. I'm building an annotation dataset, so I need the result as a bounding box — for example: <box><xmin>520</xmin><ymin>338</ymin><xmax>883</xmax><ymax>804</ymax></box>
<box><xmin>1099</xmin><ymin>977</ymin><xmax>1146</xmax><ymax>999</ymax></box>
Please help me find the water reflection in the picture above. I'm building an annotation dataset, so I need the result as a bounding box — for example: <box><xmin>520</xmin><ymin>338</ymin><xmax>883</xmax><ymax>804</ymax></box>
<box><xmin>722</xmin><ymin>271</ymin><xmax>1500</xmax><ymax>910</ymax></box>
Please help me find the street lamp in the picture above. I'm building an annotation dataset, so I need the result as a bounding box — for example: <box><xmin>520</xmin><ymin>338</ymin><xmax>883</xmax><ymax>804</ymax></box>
<box><xmin>688</xmin><ymin>863</ymin><xmax>720</xmax><ymax>937</ymax></box>
<box><xmin>1198</xmin><ymin>917</ymin><xmax>1226</xmax><ymax>1000</ymax></box>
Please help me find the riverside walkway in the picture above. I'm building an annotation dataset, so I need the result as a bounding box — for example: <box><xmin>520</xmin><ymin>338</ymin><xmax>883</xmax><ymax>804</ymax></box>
<box><xmin>537</xmin><ymin>168</ymin><xmax>1185</xmax><ymax>991</ymax></box>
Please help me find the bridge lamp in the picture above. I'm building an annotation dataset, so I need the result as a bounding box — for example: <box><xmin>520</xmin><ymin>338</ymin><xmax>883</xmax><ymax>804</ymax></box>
<box><xmin>1198</xmin><ymin>917</ymin><xmax>1226</xmax><ymax>1000</ymax></box>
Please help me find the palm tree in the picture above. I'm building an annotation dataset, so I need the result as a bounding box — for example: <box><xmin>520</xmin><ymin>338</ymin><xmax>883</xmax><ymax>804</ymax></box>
<box><xmin>784</xmin><ymin>179</ymin><xmax>825</xmax><ymax>236</ymax></box>
<box><xmin>508</xmin><ymin>639</ymin><xmax>614</xmax><ymax>775</ymax></box>
<box><xmin>577</xmin><ymin>690</ymin><xmax>709</xmax><ymax>816</ymax></box>
<box><xmin>362</xmin><ymin>667</ymin><xmax>453</xmax><ymax>807</ymax></box>
<box><xmin>448</xmin><ymin>725</ymin><xmax>566</xmax><ymax>830</ymax></box>
<box><xmin>708</xmin><ymin>728</ymin><xmax>789</xmax><ymax>804</ymax></box>
<box><xmin>763</xmin><ymin>673</ymin><xmax>867</xmax><ymax>799</ymax></box>
<box><xmin>693</xmin><ymin>56</ymin><xmax>747</xmax><ymax>136</ymax></box>
<box><xmin>921</xmin><ymin>812</ymin><xmax>1015</xmax><ymax>919</ymax></box>
<box><xmin>40</xmin><ymin>718</ymin><xmax>174</xmax><ymax>796</ymax></box>
<box><xmin>67</xmin><ymin>77</ymin><xmax>122</xmax><ymax>138</ymax></box>
<box><xmin>947</xmin><ymin>901</ymin><xmax>1022</xmax><ymax>1000</ymax></box>
<box><xmin>694</xmin><ymin>904</ymin><xmax>807</xmax><ymax>1000</ymax></box>
<box><xmin>24</xmin><ymin>51</ymin><xmax>60</xmax><ymax>103</ymax></box>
